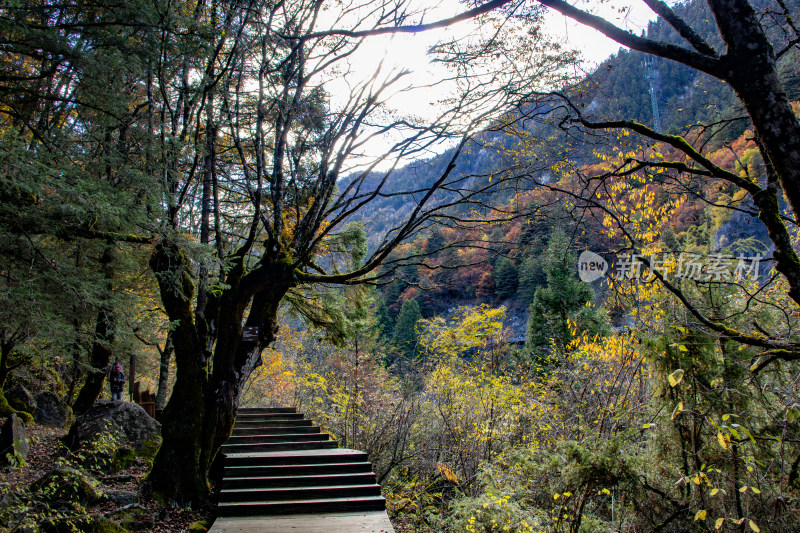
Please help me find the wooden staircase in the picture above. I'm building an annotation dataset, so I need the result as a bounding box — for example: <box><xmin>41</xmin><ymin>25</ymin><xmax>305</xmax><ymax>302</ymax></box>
<box><xmin>217</xmin><ymin>407</ymin><xmax>386</xmax><ymax>517</ymax></box>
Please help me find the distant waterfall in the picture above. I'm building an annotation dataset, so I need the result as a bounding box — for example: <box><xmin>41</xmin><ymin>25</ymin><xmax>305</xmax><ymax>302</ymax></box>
<box><xmin>643</xmin><ymin>57</ymin><xmax>663</xmax><ymax>133</ymax></box>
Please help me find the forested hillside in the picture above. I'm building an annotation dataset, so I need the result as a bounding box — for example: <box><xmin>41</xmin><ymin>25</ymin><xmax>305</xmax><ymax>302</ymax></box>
<box><xmin>359</xmin><ymin>0</ymin><xmax>800</xmax><ymax>335</ymax></box>
<box><xmin>1</xmin><ymin>0</ymin><xmax>800</xmax><ymax>532</ymax></box>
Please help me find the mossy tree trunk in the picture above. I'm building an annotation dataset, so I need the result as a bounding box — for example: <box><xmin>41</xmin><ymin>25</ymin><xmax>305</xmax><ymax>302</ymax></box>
<box><xmin>154</xmin><ymin>334</ymin><xmax>172</xmax><ymax>414</ymax></box>
<box><xmin>0</xmin><ymin>336</ymin><xmax>33</xmax><ymax>424</ymax></box>
<box><xmin>146</xmin><ymin>242</ymin><xmax>294</xmax><ymax>504</ymax></box>
<box><xmin>72</xmin><ymin>245</ymin><xmax>117</xmax><ymax>416</ymax></box>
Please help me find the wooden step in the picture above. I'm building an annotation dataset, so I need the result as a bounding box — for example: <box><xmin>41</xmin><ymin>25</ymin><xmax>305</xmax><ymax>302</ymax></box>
<box><xmin>222</xmin><ymin>471</ymin><xmax>377</xmax><ymax>489</ymax></box>
<box><xmin>223</xmin><ymin>461</ymin><xmax>374</xmax><ymax>478</ymax></box>
<box><xmin>223</xmin><ymin>450</ymin><xmax>368</xmax><ymax>467</ymax></box>
<box><xmin>234</xmin><ymin>412</ymin><xmax>305</xmax><ymax>421</ymax></box>
<box><xmin>216</xmin><ymin>495</ymin><xmax>386</xmax><ymax>517</ymax></box>
<box><xmin>221</xmin><ymin>440</ymin><xmax>338</xmax><ymax>454</ymax></box>
<box><xmin>217</xmin><ymin>407</ymin><xmax>386</xmax><ymax>518</ymax></box>
<box><xmin>219</xmin><ymin>483</ymin><xmax>381</xmax><ymax>503</ymax></box>
<box><xmin>224</xmin><ymin>433</ymin><xmax>330</xmax><ymax>445</ymax></box>
<box><xmin>231</xmin><ymin>425</ymin><xmax>321</xmax><ymax>436</ymax></box>
<box><xmin>233</xmin><ymin>419</ymin><xmax>313</xmax><ymax>428</ymax></box>
<box><xmin>237</xmin><ymin>407</ymin><xmax>297</xmax><ymax>414</ymax></box>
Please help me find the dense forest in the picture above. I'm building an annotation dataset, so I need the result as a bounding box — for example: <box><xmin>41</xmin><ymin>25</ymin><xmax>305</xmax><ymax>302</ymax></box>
<box><xmin>1</xmin><ymin>0</ymin><xmax>800</xmax><ymax>532</ymax></box>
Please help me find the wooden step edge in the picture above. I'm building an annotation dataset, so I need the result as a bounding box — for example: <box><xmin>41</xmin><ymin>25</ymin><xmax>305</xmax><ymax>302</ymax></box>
<box><xmin>216</xmin><ymin>495</ymin><xmax>386</xmax><ymax>516</ymax></box>
<box><xmin>220</xmin><ymin>483</ymin><xmax>381</xmax><ymax>494</ymax></box>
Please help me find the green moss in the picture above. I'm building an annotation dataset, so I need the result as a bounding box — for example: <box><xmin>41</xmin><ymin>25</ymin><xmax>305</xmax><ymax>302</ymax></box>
<box><xmin>118</xmin><ymin>507</ymin><xmax>155</xmax><ymax>531</ymax></box>
<box><xmin>111</xmin><ymin>446</ymin><xmax>136</xmax><ymax>472</ymax></box>
<box><xmin>40</xmin><ymin>516</ymin><xmax>130</xmax><ymax>533</ymax></box>
<box><xmin>33</xmin><ymin>466</ymin><xmax>104</xmax><ymax>506</ymax></box>
<box><xmin>0</xmin><ymin>393</ymin><xmax>34</xmax><ymax>424</ymax></box>
<box><xmin>137</xmin><ymin>436</ymin><xmax>162</xmax><ymax>462</ymax></box>
<box><xmin>94</xmin><ymin>518</ymin><xmax>131</xmax><ymax>533</ymax></box>
<box><xmin>188</xmin><ymin>520</ymin><xmax>209</xmax><ymax>531</ymax></box>
<box><xmin>111</xmin><ymin>435</ymin><xmax>161</xmax><ymax>472</ymax></box>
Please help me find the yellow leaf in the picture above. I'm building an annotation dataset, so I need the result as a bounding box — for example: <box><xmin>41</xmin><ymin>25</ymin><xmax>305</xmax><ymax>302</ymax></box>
<box><xmin>668</xmin><ymin>369</ymin><xmax>684</xmax><ymax>387</ymax></box>
<box><xmin>695</xmin><ymin>509</ymin><xmax>707</xmax><ymax>521</ymax></box>
<box><xmin>671</xmin><ymin>402</ymin><xmax>684</xmax><ymax>420</ymax></box>
<box><xmin>718</xmin><ymin>432</ymin><xmax>731</xmax><ymax>450</ymax></box>
<box><xmin>715</xmin><ymin>518</ymin><xmax>724</xmax><ymax>530</ymax></box>
<box><xmin>749</xmin><ymin>520</ymin><xmax>760</xmax><ymax>532</ymax></box>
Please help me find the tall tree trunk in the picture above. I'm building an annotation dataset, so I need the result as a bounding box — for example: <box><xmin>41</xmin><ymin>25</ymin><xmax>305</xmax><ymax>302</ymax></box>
<box><xmin>155</xmin><ymin>334</ymin><xmax>173</xmax><ymax>414</ymax></box>
<box><xmin>705</xmin><ymin>0</ymin><xmax>800</xmax><ymax>304</ymax></box>
<box><xmin>146</xmin><ymin>243</ymin><xmax>293</xmax><ymax>505</ymax></box>
<box><xmin>72</xmin><ymin>244</ymin><xmax>116</xmax><ymax>416</ymax></box>
<box><xmin>707</xmin><ymin>0</ymin><xmax>800</xmax><ymax>219</ymax></box>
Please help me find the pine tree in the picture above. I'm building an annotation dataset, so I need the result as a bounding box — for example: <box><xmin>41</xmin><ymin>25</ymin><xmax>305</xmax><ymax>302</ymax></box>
<box><xmin>525</xmin><ymin>231</ymin><xmax>610</xmax><ymax>357</ymax></box>
<box><xmin>392</xmin><ymin>299</ymin><xmax>422</xmax><ymax>360</ymax></box>
<box><xmin>494</xmin><ymin>257</ymin><xmax>518</xmax><ymax>300</ymax></box>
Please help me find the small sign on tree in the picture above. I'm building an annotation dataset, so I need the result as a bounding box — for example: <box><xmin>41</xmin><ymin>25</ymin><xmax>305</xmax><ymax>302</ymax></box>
<box><xmin>242</xmin><ymin>327</ymin><xmax>258</xmax><ymax>342</ymax></box>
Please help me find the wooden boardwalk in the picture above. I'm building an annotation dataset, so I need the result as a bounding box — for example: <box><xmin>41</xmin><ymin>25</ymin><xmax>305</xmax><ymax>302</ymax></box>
<box><xmin>209</xmin><ymin>511</ymin><xmax>394</xmax><ymax>532</ymax></box>
<box><xmin>208</xmin><ymin>407</ymin><xmax>394</xmax><ymax>532</ymax></box>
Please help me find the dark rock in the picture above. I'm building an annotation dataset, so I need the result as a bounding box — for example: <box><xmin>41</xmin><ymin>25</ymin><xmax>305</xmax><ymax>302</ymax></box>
<box><xmin>4</xmin><ymin>384</ymin><xmax>37</xmax><ymax>413</ymax></box>
<box><xmin>0</xmin><ymin>414</ymin><xmax>30</xmax><ymax>467</ymax></box>
<box><xmin>64</xmin><ymin>401</ymin><xmax>161</xmax><ymax>473</ymax></box>
<box><xmin>9</xmin><ymin>367</ymin><xmax>63</xmax><ymax>397</ymax></box>
<box><xmin>124</xmin><ymin>519</ymin><xmax>154</xmax><ymax>531</ymax></box>
<box><xmin>0</xmin><ymin>490</ymin><xmax>22</xmax><ymax>508</ymax></box>
<box><xmin>33</xmin><ymin>391</ymin><xmax>71</xmax><ymax>428</ymax></box>
<box><xmin>101</xmin><ymin>474</ymin><xmax>135</xmax><ymax>483</ymax></box>
<box><xmin>104</xmin><ymin>489</ymin><xmax>138</xmax><ymax>506</ymax></box>
<box><xmin>7</xmin><ymin>369</ymin><xmax>36</xmax><ymax>391</ymax></box>
<box><xmin>0</xmin><ymin>490</ymin><xmax>28</xmax><ymax>531</ymax></box>
<box><xmin>118</xmin><ymin>508</ymin><xmax>154</xmax><ymax>531</ymax></box>
<box><xmin>32</xmin><ymin>465</ymin><xmax>104</xmax><ymax>506</ymax></box>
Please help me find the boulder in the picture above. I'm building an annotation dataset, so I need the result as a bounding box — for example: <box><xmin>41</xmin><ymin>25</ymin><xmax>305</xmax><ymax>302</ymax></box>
<box><xmin>33</xmin><ymin>391</ymin><xmax>71</xmax><ymax>428</ymax></box>
<box><xmin>0</xmin><ymin>414</ymin><xmax>30</xmax><ymax>467</ymax></box>
<box><xmin>9</xmin><ymin>367</ymin><xmax>63</xmax><ymax>396</ymax></box>
<box><xmin>4</xmin><ymin>384</ymin><xmax>37</xmax><ymax>413</ymax></box>
<box><xmin>64</xmin><ymin>401</ymin><xmax>161</xmax><ymax>473</ymax></box>
<box><xmin>7</xmin><ymin>369</ymin><xmax>36</xmax><ymax>391</ymax></box>
<box><xmin>104</xmin><ymin>489</ymin><xmax>138</xmax><ymax>506</ymax></box>
<box><xmin>0</xmin><ymin>490</ymin><xmax>26</xmax><ymax>530</ymax></box>
<box><xmin>32</xmin><ymin>465</ymin><xmax>104</xmax><ymax>507</ymax></box>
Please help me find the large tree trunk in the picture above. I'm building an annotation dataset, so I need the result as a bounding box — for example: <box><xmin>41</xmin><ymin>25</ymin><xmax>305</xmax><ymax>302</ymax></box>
<box><xmin>72</xmin><ymin>245</ymin><xmax>116</xmax><ymax>416</ymax></box>
<box><xmin>154</xmin><ymin>334</ymin><xmax>173</xmax><ymax>415</ymax></box>
<box><xmin>707</xmin><ymin>0</ymin><xmax>800</xmax><ymax>219</ymax></box>
<box><xmin>146</xmin><ymin>243</ymin><xmax>293</xmax><ymax>505</ymax></box>
<box><xmin>705</xmin><ymin>0</ymin><xmax>800</xmax><ymax>305</ymax></box>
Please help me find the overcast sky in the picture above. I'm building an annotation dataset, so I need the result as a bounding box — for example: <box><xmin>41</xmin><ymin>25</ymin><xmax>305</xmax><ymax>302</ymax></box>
<box><xmin>322</xmin><ymin>1</ymin><xmax>661</xmax><ymax>165</ymax></box>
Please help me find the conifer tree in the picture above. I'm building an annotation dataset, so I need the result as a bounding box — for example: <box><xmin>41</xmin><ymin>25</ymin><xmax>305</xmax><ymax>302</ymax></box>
<box><xmin>494</xmin><ymin>257</ymin><xmax>519</xmax><ymax>300</ymax></box>
<box><xmin>392</xmin><ymin>299</ymin><xmax>422</xmax><ymax>361</ymax></box>
<box><xmin>525</xmin><ymin>231</ymin><xmax>609</xmax><ymax>356</ymax></box>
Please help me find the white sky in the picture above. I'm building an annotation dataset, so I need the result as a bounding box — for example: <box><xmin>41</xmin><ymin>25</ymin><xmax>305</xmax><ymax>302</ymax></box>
<box><xmin>322</xmin><ymin>1</ymin><xmax>661</xmax><ymax>164</ymax></box>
